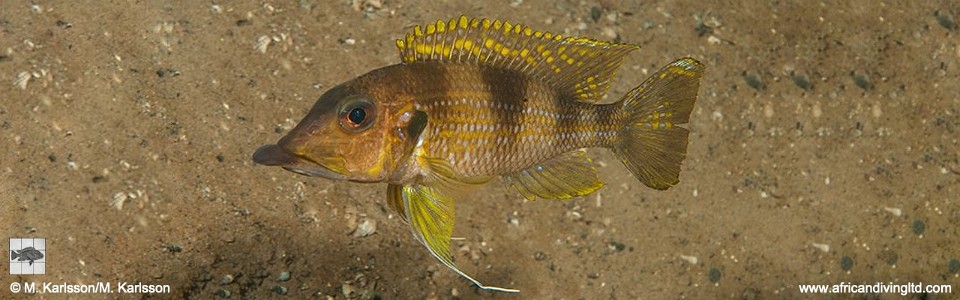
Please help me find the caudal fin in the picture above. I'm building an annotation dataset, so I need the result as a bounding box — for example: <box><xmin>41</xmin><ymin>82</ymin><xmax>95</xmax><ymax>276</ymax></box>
<box><xmin>11</xmin><ymin>250</ymin><xmax>18</xmax><ymax>260</ymax></box>
<box><xmin>612</xmin><ymin>58</ymin><xmax>704</xmax><ymax>190</ymax></box>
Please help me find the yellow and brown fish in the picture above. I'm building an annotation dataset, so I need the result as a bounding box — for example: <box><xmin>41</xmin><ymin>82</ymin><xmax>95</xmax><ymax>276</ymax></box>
<box><xmin>253</xmin><ymin>16</ymin><xmax>703</xmax><ymax>292</ymax></box>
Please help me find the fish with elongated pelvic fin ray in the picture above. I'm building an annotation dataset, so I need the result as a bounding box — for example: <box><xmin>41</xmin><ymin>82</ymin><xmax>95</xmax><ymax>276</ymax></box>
<box><xmin>253</xmin><ymin>16</ymin><xmax>704</xmax><ymax>292</ymax></box>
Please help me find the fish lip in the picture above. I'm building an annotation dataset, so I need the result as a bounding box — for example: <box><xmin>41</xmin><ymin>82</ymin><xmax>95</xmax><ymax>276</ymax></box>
<box><xmin>253</xmin><ymin>144</ymin><xmax>296</xmax><ymax>166</ymax></box>
<box><xmin>253</xmin><ymin>144</ymin><xmax>346</xmax><ymax>180</ymax></box>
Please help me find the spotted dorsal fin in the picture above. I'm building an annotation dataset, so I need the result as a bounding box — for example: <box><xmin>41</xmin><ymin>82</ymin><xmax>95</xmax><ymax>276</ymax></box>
<box><xmin>395</xmin><ymin>16</ymin><xmax>640</xmax><ymax>101</ymax></box>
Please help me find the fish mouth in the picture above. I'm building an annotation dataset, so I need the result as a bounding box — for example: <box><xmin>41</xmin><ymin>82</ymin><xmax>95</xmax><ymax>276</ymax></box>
<box><xmin>253</xmin><ymin>144</ymin><xmax>346</xmax><ymax>180</ymax></box>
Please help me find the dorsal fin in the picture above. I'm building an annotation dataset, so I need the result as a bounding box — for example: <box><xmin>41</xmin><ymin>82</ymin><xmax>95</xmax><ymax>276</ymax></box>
<box><xmin>395</xmin><ymin>16</ymin><xmax>640</xmax><ymax>101</ymax></box>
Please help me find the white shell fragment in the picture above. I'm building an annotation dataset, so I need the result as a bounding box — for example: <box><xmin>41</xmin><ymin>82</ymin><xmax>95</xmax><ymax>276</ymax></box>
<box><xmin>15</xmin><ymin>71</ymin><xmax>31</xmax><ymax>90</ymax></box>
<box><xmin>255</xmin><ymin>35</ymin><xmax>271</xmax><ymax>53</ymax></box>
<box><xmin>811</xmin><ymin>243</ymin><xmax>830</xmax><ymax>253</ymax></box>
<box><xmin>353</xmin><ymin>219</ymin><xmax>377</xmax><ymax>237</ymax></box>
<box><xmin>883</xmin><ymin>207</ymin><xmax>902</xmax><ymax>217</ymax></box>
<box><xmin>112</xmin><ymin>192</ymin><xmax>128</xmax><ymax>210</ymax></box>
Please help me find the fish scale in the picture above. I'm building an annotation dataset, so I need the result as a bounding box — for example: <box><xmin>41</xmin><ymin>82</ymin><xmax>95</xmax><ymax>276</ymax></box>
<box><xmin>406</xmin><ymin>63</ymin><xmax>623</xmax><ymax>177</ymax></box>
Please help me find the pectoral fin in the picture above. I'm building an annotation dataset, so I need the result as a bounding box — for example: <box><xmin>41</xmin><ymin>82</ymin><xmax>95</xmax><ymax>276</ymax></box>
<box><xmin>504</xmin><ymin>150</ymin><xmax>604</xmax><ymax>201</ymax></box>
<box><xmin>396</xmin><ymin>180</ymin><xmax>518</xmax><ymax>292</ymax></box>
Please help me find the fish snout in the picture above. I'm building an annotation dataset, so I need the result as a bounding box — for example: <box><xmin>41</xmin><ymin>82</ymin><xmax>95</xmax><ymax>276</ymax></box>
<box><xmin>252</xmin><ymin>144</ymin><xmax>297</xmax><ymax>166</ymax></box>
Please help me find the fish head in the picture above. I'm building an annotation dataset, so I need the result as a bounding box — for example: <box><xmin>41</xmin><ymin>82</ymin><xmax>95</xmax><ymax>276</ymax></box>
<box><xmin>254</xmin><ymin>73</ymin><xmax>423</xmax><ymax>183</ymax></box>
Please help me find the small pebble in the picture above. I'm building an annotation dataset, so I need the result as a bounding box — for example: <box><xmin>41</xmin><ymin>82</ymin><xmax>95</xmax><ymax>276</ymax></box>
<box><xmin>811</xmin><ymin>243</ymin><xmax>830</xmax><ymax>253</ymax></box>
<box><xmin>743</xmin><ymin>71</ymin><xmax>765</xmax><ymax>91</ymax></box>
<box><xmin>840</xmin><ymin>256</ymin><xmax>854</xmax><ymax>271</ymax></box>
<box><xmin>255</xmin><ymin>35</ymin><xmax>271</xmax><ymax>53</ymax></box>
<box><xmin>273</xmin><ymin>285</ymin><xmax>288</xmax><ymax>295</ymax></box>
<box><xmin>221</xmin><ymin>274</ymin><xmax>234</xmax><ymax>285</ymax></box>
<box><xmin>707</xmin><ymin>267</ymin><xmax>722</xmax><ymax>283</ymax></box>
<box><xmin>912</xmin><ymin>219</ymin><xmax>926</xmax><ymax>236</ymax></box>
<box><xmin>607</xmin><ymin>241</ymin><xmax>625</xmax><ymax>252</ymax></box>
<box><xmin>342</xmin><ymin>282</ymin><xmax>356</xmax><ymax>297</ymax></box>
<box><xmin>278</xmin><ymin>271</ymin><xmax>291</xmax><ymax>282</ymax></box>
<box><xmin>112</xmin><ymin>192</ymin><xmax>128</xmax><ymax>210</ymax></box>
<box><xmin>936</xmin><ymin>11</ymin><xmax>957</xmax><ymax>30</ymax></box>
<box><xmin>15</xmin><ymin>71</ymin><xmax>31</xmax><ymax>89</ymax></box>
<box><xmin>851</xmin><ymin>71</ymin><xmax>873</xmax><ymax>91</ymax></box>
<box><xmin>353</xmin><ymin>219</ymin><xmax>377</xmax><ymax>237</ymax></box>
<box><xmin>601</xmin><ymin>27</ymin><xmax>617</xmax><ymax>39</ymax></box>
<box><xmin>216</xmin><ymin>289</ymin><xmax>231</xmax><ymax>298</ymax></box>
<box><xmin>534</xmin><ymin>251</ymin><xmax>547</xmax><ymax>261</ymax></box>
<box><xmin>590</xmin><ymin>6</ymin><xmax>602</xmax><ymax>22</ymax></box>
<box><xmin>948</xmin><ymin>259</ymin><xmax>960</xmax><ymax>274</ymax></box>
<box><xmin>883</xmin><ymin>207</ymin><xmax>902</xmax><ymax>217</ymax></box>
<box><xmin>792</xmin><ymin>73</ymin><xmax>813</xmax><ymax>90</ymax></box>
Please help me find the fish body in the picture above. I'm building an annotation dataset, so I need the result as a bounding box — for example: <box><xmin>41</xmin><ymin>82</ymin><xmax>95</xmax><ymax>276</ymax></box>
<box><xmin>11</xmin><ymin>247</ymin><xmax>44</xmax><ymax>265</ymax></box>
<box><xmin>253</xmin><ymin>16</ymin><xmax>704</xmax><ymax>292</ymax></box>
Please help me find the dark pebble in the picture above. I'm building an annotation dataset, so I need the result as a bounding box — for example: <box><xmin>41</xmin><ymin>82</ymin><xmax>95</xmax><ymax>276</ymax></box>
<box><xmin>216</xmin><ymin>289</ymin><xmax>231</xmax><ymax>298</ymax></box>
<box><xmin>912</xmin><ymin>219</ymin><xmax>926</xmax><ymax>235</ymax></box>
<box><xmin>590</xmin><ymin>6</ymin><xmax>602</xmax><ymax>23</ymax></box>
<box><xmin>216</xmin><ymin>154</ymin><xmax>225</xmax><ymax>162</ymax></box>
<box><xmin>743</xmin><ymin>71</ymin><xmax>765</xmax><ymax>91</ymax></box>
<box><xmin>48</xmin><ymin>154</ymin><xmax>57</xmax><ymax>162</ymax></box>
<box><xmin>165</xmin><ymin>244</ymin><xmax>182</xmax><ymax>253</ymax></box>
<box><xmin>852</xmin><ymin>71</ymin><xmax>873</xmax><ymax>91</ymax></box>
<box><xmin>694</xmin><ymin>15</ymin><xmax>713</xmax><ymax>36</ymax></box>
<box><xmin>608</xmin><ymin>241</ymin><xmax>626</xmax><ymax>252</ymax></box>
<box><xmin>792</xmin><ymin>73</ymin><xmax>813</xmax><ymax>90</ymax></box>
<box><xmin>840</xmin><ymin>256</ymin><xmax>854</xmax><ymax>271</ymax></box>
<box><xmin>708</xmin><ymin>267</ymin><xmax>722</xmax><ymax>283</ymax></box>
<box><xmin>272</xmin><ymin>285</ymin><xmax>288</xmax><ymax>295</ymax></box>
<box><xmin>936</xmin><ymin>11</ymin><xmax>957</xmax><ymax>30</ymax></box>
<box><xmin>948</xmin><ymin>259</ymin><xmax>960</xmax><ymax>274</ymax></box>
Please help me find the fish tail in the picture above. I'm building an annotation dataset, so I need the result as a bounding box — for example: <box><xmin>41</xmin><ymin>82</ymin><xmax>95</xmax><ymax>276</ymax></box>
<box><xmin>612</xmin><ymin>58</ymin><xmax>704</xmax><ymax>190</ymax></box>
<box><xmin>11</xmin><ymin>250</ymin><xmax>18</xmax><ymax>260</ymax></box>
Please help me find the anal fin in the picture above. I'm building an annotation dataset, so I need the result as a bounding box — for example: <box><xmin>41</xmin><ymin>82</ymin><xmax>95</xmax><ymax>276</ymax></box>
<box><xmin>504</xmin><ymin>150</ymin><xmax>604</xmax><ymax>201</ymax></box>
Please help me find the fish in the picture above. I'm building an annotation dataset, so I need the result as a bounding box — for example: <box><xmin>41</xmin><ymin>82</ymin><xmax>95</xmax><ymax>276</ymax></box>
<box><xmin>11</xmin><ymin>247</ymin><xmax>44</xmax><ymax>265</ymax></box>
<box><xmin>253</xmin><ymin>16</ymin><xmax>704</xmax><ymax>292</ymax></box>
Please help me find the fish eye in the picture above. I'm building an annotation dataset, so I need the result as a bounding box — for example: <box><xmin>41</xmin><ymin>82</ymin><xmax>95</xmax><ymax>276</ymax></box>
<box><xmin>339</xmin><ymin>97</ymin><xmax>375</xmax><ymax>132</ymax></box>
<box><xmin>348</xmin><ymin>107</ymin><xmax>366</xmax><ymax>124</ymax></box>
